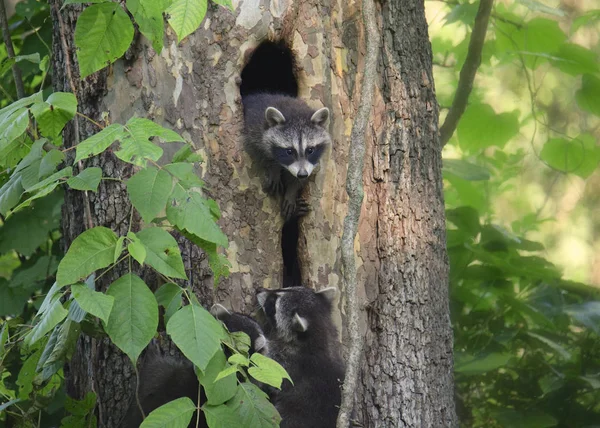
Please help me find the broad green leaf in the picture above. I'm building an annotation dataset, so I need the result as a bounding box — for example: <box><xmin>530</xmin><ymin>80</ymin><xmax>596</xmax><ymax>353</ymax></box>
<box><xmin>550</xmin><ymin>43</ymin><xmax>599</xmax><ymax>76</ymax></box>
<box><xmin>0</xmin><ymin>175</ymin><xmax>24</xmax><ymax>216</ymax></box>
<box><xmin>166</xmin><ymin>304</ymin><xmax>226</xmax><ymax>371</ymax></box>
<box><xmin>572</xmin><ymin>9</ymin><xmax>600</xmax><ymax>33</ymax></box>
<box><xmin>65</xmin><ymin>392</ymin><xmax>97</xmax><ymax>416</ymax></box>
<box><xmin>17</xmin><ymin>347</ymin><xmax>43</xmax><ymax>399</ymax></box>
<box><xmin>576</xmin><ymin>74</ymin><xmax>600</xmax><ymax>117</ymax></box>
<box><xmin>74</xmin><ymin>3</ymin><xmax>135</xmax><ymax>78</ymax></box>
<box><xmin>104</xmin><ymin>273</ymin><xmax>158</xmax><ymax>363</ymax></box>
<box><xmin>128</xmin><ymin>239</ymin><xmax>147</xmax><ymax>265</ymax></box>
<box><xmin>248</xmin><ymin>353</ymin><xmax>292</xmax><ymax>390</ymax></box>
<box><xmin>39</xmin><ymin>149</ymin><xmax>65</xmax><ymax>179</ymax></box>
<box><xmin>171</xmin><ymin>144</ymin><xmax>202</xmax><ymax>163</ymax></box>
<box><xmin>56</xmin><ymin>226</ymin><xmax>118</xmax><ymax>286</ymax></box>
<box><xmin>0</xmin><ymin>324</ymin><xmax>8</xmax><ymax>358</ymax></box>
<box><xmin>40</xmin><ymin>319</ymin><xmax>81</xmax><ymax>381</ymax></box>
<box><xmin>518</xmin><ymin>0</ymin><xmax>565</xmax><ymax>17</ymax></box>
<box><xmin>154</xmin><ymin>283</ymin><xmax>183</xmax><ymax>324</ymax></box>
<box><xmin>116</xmin><ymin>118</ymin><xmax>183</xmax><ymax>166</ymax></box>
<box><xmin>75</xmin><ymin>124</ymin><xmax>125</xmax><ymax>162</ymax></box>
<box><xmin>38</xmin><ymin>281</ymin><xmax>65</xmax><ymax>317</ymax></box>
<box><xmin>527</xmin><ymin>332</ymin><xmax>571</xmax><ymax>359</ymax></box>
<box><xmin>68</xmin><ymin>274</ymin><xmax>97</xmax><ymax>323</ymax></box>
<box><xmin>183</xmin><ymin>233</ymin><xmax>230</xmax><ymax>286</ymax></box>
<box><xmin>30</xmin><ymin>92</ymin><xmax>77</xmax><ymax>138</ymax></box>
<box><xmin>211</xmin><ymin>0</ymin><xmax>233</xmax><ymax>10</ymax></box>
<box><xmin>37</xmin><ymin>326</ymin><xmax>61</xmax><ymax>374</ymax></box>
<box><xmin>126</xmin><ymin>0</ymin><xmax>165</xmax><ymax>53</ymax></box>
<box><xmin>67</xmin><ymin>167</ymin><xmax>103</xmax><ymax>191</ymax></box>
<box><xmin>23</xmin><ymin>166</ymin><xmax>72</xmax><ymax>193</ymax></box>
<box><xmin>446</xmin><ymin>206</ymin><xmax>480</xmax><ymax>237</ymax></box>
<box><xmin>0</xmin><ymin>108</ymin><xmax>29</xmax><ymax>151</ymax></box>
<box><xmin>565</xmin><ymin>301</ymin><xmax>600</xmax><ymax>334</ymax></box>
<box><xmin>442</xmin><ymin>159</ymin><xmax>490</xmax><ymax>181</ymax></box>
<box><xmin>24</xmin><ymin>298</ymin><xmax>68</xmax><ymax>346</ymax></box>
<box><xmin>167</xmin><ymin>186</ymin><xmax>228</xmax><ymax>247</ymax></box>
<box><xmin>206</xmin><ymin>382</ymin><xmax>280</xmax><ymax>428</ymax></box>
<box><xmin>198</xmin><ymin>350</ymin><xmax>237</xmax><ymax>405</ymax></box>
<box><xmin>114</xmin><ymin>236</ymin><xmax>126</xmax><ymax>263</ymax></box>
<box><xmin>0</xmin><ymin>278</ymin><xmax>30</xmax><ymax>316</ymax></box>
<box><xmin>71</xmin><ymin>283</ymin><xmax>114</xmax><ymax>324</ymax></box>
<box><xmin>493</xmin><ymin>409</ymin><xmax>558</xmax><ymax>428</ymax></box>
<box><xmin>137</xmin><ymin>228</ymin><xmax>187</xmax><ymax>279</ymax></box>
<box><xmin>167</xmin><ymin>0</ymin><xmax>207</xmax><ymax>43</ymax></box>
<box><xmin>214</xmin><ymin>364</ymin><xmax>239</xmax><ymax>382</ymax></box>
<box><xmin>164</xmin><ymin>163</ymin><xmax>204</xmax><ymax>189</ymax></box>
<box><xmin>540</xmin><ymin>136</ymin><xmax>600</xmax><ymax>178</ymax></box>
<box><xmin>228</xmin><ymin>354</ymin><xmax>249</xmax><ymax>366</ymax></box>
<box><xmin>455</xmin><ymin>353</ymin><xmax>512</xmax><ymax>375</ymax></box>
<box><xmin>0</xmin><ymin>92</ymin><xmax>42</xmax><ymax>124</ymax></box>
<box><xmin>127</xmin><ymin>166</ymin><xmax>172</xmax><ymax>222</ymax></box>
<box><xmin>140</xmin><ymin>397</ymin><xmax>196</xmax><ymax>428</ymax></box>
<box><xmin>457</xmin><ymin>104</ymin><xmax>519</xmax><ymax>153</ymax></box>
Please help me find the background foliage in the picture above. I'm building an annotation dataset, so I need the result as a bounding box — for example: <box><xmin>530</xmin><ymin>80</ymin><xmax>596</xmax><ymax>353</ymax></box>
<box><xmin>428</xmin><ymin>0</ymin><xmax>600</xmax><ymax>426</ymax></box>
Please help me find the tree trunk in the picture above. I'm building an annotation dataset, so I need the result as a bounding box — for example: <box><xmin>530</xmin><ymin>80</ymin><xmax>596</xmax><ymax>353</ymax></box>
<box><xmin>51</xmin><ymin>0</ymin><xmax>456</xmax><ymax>426</ymax></box>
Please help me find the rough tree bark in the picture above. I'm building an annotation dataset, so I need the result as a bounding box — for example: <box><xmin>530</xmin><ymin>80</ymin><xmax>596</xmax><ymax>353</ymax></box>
<box><xmin>51</xmin><ymin>0</ymin><xmax>456</xmax><ymax>426</ymax></box>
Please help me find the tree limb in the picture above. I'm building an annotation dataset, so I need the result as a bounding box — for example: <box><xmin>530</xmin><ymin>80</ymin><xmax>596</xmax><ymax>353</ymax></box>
<box><xmin>439</xmin><ymin>0</ymin><xmax>494</xmax><ymax>146</ymax></box>
<box><xmin>336</xmin><ymin>0</ymin><xmax>379</xmax><ymax>426</ymax></box>
<box><xmin>0</xmin><ymin>0</ymin><xmax>25</xmax><ymax>99</ymax></box>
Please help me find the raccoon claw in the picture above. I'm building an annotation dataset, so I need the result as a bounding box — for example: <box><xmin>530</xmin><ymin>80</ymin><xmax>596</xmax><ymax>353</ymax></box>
<box><xmin>263</xmin><ymin>177</ymin><xmax>283</xmax><ymax>196</ymax></box>
<box><xmin>282</xmin><ymin>198</ymin><xmax>310</xmax><ymax>221</ymax></box>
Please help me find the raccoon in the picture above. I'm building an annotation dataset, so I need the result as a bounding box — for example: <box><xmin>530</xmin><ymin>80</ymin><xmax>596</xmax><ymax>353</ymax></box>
<box><xmin>241</xmin><ymin>40</ymin><xmax>332</xmax><ymax>221</ymax></box>
<box><xmin>255</xmin><ymin>286</ymin><xmax>345</xmax><ymax>428</ymax></box>
<box><xmin>120</xmin><ymin>343</ymin><xmax>203</xmax><ymax>428</ymax></box>
<box><xmin>210</xmin><ymin>303</ymin><xmax>268</xmax><ymax>355</ymax></box>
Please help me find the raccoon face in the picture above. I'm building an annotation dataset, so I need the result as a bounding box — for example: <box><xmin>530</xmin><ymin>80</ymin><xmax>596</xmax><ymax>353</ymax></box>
<box><xmin>211</xmin><ymin>304</ymin><xmax>267</xmax><ymax>354</ymax></box>
<box><xmin>264</xmin><ymin>107</ymin><xmax>331</xmax><ymax>179</ymax></box>
<box><xmin>255</xmin><ymin>286</ymin><xmax>337</xmax><ymax>341</ymax></box>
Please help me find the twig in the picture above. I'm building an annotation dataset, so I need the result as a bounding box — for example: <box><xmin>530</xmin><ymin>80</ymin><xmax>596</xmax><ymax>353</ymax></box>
<box><xmin>336</xmin><ymin>0</ymin><xmax>379</xmax><ymax>425</ymax></box>
<box><xmin>0</xmin><ymin>0</ymin><xmax>25</xmax><ymax>99</ymax></box>
<box><xmin>52</xmin><ymin>1</ymin><xmax>94</xmax><ymax>230</ymax></box>
<box><xmin>439</xmin><ymin>0</ymin><xmax>494</xmax><ymax>146</ymax></box>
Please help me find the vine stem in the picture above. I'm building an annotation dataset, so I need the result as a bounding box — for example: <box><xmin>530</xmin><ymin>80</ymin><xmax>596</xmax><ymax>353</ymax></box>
<box><xmin>0</xmin><ymin>0</ymin><xmax>25</xmax><ymax>99</ymax></box>
<box><xmin>439</xmin><ymin>0</ymin><xmax>494</xmax><ymax>146</ymax></box>
<box><xmin>336</xmin><ymin>0</ymin><xmax>379</xmax><ymax>425</ymax></box>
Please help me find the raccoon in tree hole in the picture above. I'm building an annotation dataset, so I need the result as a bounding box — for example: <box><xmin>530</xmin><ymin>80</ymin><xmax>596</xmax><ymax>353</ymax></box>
<box><xmin>240</xmin><ymin>40</ymin><xmax>332</xmax><ymax>221</ymax></box>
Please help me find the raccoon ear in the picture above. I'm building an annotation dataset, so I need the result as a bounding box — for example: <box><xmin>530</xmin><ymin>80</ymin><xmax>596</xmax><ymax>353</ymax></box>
<box><xmin>292</xmin><ymin>313</ymin><xmax>308</xmax><ymax>332</ymax></box>
<box><xmin>265</xmin><ymin>107</ymin><xmax>286</xmax><ymax>127</ymax></box>
<box><xmin>210</xmin><ymin>304</ymin><xmax>231</xmax><ymax>320</ymax></box>
<box><xmin>316</xmin><ymin>287</ymin><xmax>337</xmax><ymax>304</ymax></box>
<box><xmin>310</xmin><ymin>107</ymin><xmax>329</xmax><ymax>127</ymax></box>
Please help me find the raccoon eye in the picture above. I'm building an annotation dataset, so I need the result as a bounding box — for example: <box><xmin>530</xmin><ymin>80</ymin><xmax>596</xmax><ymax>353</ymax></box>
<box><xmin>286</xmin><ymin>149</ymin><xmax>294</xmax><ymax>155</ymax></box>
<box><xmin>306</xmin><ymin>148</ymin><xmax>314</xmax><ymax>155</ymax></box>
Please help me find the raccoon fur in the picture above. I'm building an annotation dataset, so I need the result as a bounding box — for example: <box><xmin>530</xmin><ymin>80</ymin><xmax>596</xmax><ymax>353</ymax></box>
<box><xmin>255</xmin><ymin>286</ymin><xmax>345</xmax><ymax>428</ymax></box>
<box><xmin>211</xmin><ymin>303</ymin><xmax>268</xmax><ymax>355</ymax></box>
<box><xmin>241</xmin><ymin>40</ymin><xmax>332</xmax><ymax>221</ymax></box>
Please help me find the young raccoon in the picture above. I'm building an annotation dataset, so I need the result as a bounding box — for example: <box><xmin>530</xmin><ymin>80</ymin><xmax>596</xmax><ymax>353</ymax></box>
<box><xmin>120</xmin><ymin>343</ymin><xmax>203</xmax><ymax>428</ymax></box>
<box><xmin>255</xmin><ymin>286</ymin><xmax>345</xmax><ymax>428</ymax></box>
<box><xmin>211</xmin><ymin>303</ymin><xmax>268</xmax><ymax>355</ymax></box>
<box><xmin>241</xmin><ymin>40</ymin><xmax>332</xmax><ymax>221</ymax></box>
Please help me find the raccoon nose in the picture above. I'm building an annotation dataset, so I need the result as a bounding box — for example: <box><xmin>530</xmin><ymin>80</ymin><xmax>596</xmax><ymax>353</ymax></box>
<box><xmin>297</xmin><ymin>169</ymin><xmax>309</xmax><ymax>179</ymax></box>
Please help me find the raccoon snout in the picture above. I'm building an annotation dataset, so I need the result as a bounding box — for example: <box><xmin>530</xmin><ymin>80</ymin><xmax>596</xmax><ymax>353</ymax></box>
<box><xmin>297</xmin><ymin>169</ymin><xmax>309</xmax><ymax>179</ymax></box>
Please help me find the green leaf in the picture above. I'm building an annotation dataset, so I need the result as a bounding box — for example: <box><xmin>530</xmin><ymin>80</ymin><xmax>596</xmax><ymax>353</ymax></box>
<box><xmin>442</xmin><ymin>159</ymin><xmax>490</xmax><ymax>181</ymax></box>
<box><xmin>39</xmin><ymin>149</ymin><xmax>65</xmax><ymax>179</ymax></box>
<box><xmin>127</xmin><ymin>166</ymin><xmax>173</xmax><ymax>223</ymax></box>
<box><xmin>166</xmin><ymin>304</ymin><xmax>226</xmax><ymax>371</ymax></box>
<box><xmin>116</xmin><ymin>118</ymin><xmax>183</xmax><ymax>167</ymax></box>
<box><xmin>228</xmin><ymin>353</ymin><xmax>249</xmax><ymax>366</ymax></box>
<box><xmin>203</xmin><ymin>382</ymin><xmax>280</xmax><ymax>428</ymax></box>
<box><xmin>183</xmin><ymin>233</ymin><xmax>230</xmax><ymax>286</ymax></box>
<box><xmin>167</xmin><ymin>0</ymin><xmax>207</xmax><ymax>43</ymax></box>
<box><xmin>127</xmin><ymin>231</ymin><xmax>147</xmax><ymax>265</ymax></box>
<box><xmin>67</xmin><ymin>167</ymin><xmax>103</xmax><ymax>191</ymax></box>
<box><xmin>446</xmin><ymin>206</ymin><xmax>480</xmax><ymax>237</ymax></box>
<box><xmin>455</xmin><ymin>353</ymin><xmax>512</xmax><ymax>375</ymax></box>
<box><xmin>114</xmin><ymin>236</ymin><xmax>126</xmax><ymax>263</ymax></box>
<box><xmin>75</xmin><ymin>124</ymin><xmax>125</xmax><ymax>163</ymax></box>
<box><xmin>211</xmin><ymin>0</ymin><xmax>233</xmax><ymax>10</ymax></box>
<box><xmin>457</xmin><ymin>104</ymin><xmax>519</xmax><ymax>153</ymax></box>
<box><xmin>540</xmin><ymin>136</ymin><xmax>600</xmax><ymax>178</ymax></box>
<box><xmin>550</xmin><ymin>43</ymin><xmax>599</xmax><ymax>76</ymax></box>
<box><xmin>71</xmin><ymin>283</ymin><xmax>115</xmax><ymax>324</ymax></box>
<box><xmin>576</xmin><ymin>74</ymin><xmax>600</xmax><ymax>117</ymax></box>
<box><xmin>126</xmin><ymin>0</ymin><xmax>165</xmax><ymax>53</ymax></box>
<box><xmin>104</xmin><ymin>273</ymin><xmax>158</xmax><ymax>363</ymax></box>
<box><xmin>17</xmin><ymin>347</ymin><xmax>43</xmax><ymax>399</ymax></box>
<box><xmin>140</xmin><ymin>397</ymin><xmax>196</xmax><ymax>428</ymax></box>
<box><xmin>154</xmin><ymin>283</ymin><xmax>183</xmax><ymax>324</ymax></box>
<box><xmin>137</xmin><ymin>228</ymin><xmax>187</xmax><ymax>279</ymax></box>
<box><xmin>23</xmin><ymin>166</ymin><xmax>72</xmax><ymax>193</ymax></box>
<box><xmin>0</xmin><ymin>278</ymin><xmax>30</xmax><ymax>316</ymax></box>
<box><xmin>527</xmin><ymin>332</ymin><xmax>571</xmax><ymax>360</ymax></box>
<box><xmin>493</xmin><ymin>409</ymin><xmax>558</xmax><ymax>428</ymax></box>
<box><xmin>198</xmin><ymin>350</ymin><xmax>237</xmax><ymax>405</ymax></box>
<box><xmin>164</xmin><ymin>163</ymin><xmax>204</xmax><ymax>189</ymax></box>
<box><xmin>24</xmin><ymin>298</ymin><xmax>68</xmax><ymax>346</ymax></box>
<box><xmin>171</xmin><ymin>144</ymin><xmax>202</xmax><ymax>163</ymax></box>
<box><xmin>167</xmin><ymin>186</ymin><xmax>228</xmax><ymax>247</ymax></box>
<box><xmin>39</xmin><ymin>319</ymin><xmax>81</xmax><ymax>381</ymax></box>
<box><xmin>572</xmin><ymin>9</ymin><xmax>600</xmax><ymax>33</ymax></box>
<box><xmin>56</xmin><ymin>226</ymin><xmax>118</xmax><ymax>286</ymax></box>
<box><xmin>30</xmin><ymin>92</ymin><xmax>77</xmax><ymax>138</ymax></box>
<box><xmin>74</xmin><ymin>3</ymin><xmax>135</xmax><ymax>78</ymax></box>
<box><xmin>0</xmin><ymin>108</ymin><xmax>30</xmax><ymax>152</ymax></box>
<box><xmin>0</xmin><ymin>174</ymin><xmax>24</xmax><ymax>216</ymax></box>
<box><xmin>248</xmin><ymin>353</ymin><xmax>292</xmax><ymax>390</ymax></box>
<box><xmin>565</xmin><ymin>301</ymin><xmax>600</xmax><ymax>334</ymax></box>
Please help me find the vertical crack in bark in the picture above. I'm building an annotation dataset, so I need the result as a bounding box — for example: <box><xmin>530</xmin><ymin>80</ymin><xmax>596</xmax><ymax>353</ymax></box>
<box><xmin>337</xmin><ymin>0</ymin><xmax>380</xmax><ymax>426</ymax></box>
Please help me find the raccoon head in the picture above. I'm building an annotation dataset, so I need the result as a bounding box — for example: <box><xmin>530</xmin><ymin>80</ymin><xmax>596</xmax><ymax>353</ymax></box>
<box><xmin>211</xmin><ymin>304</ymin><xmax>267</xmax><ymax>354</ymax></box>
<box><xmin>255</xmin><ymin>286</ymin><xmax>337</xmax><ymax>342</ymax></box>
<box><xmin>263</xmin><ymin>106</ymin><xmax>331</xmax><ymax>179</ymax></box>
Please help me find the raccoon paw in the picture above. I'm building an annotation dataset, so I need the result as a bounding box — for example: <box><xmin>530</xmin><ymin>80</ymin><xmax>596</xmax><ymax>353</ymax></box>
<box><xmin>282</xmin><ymin>198</ymin><xmax>310</xmax><ymax>221</ymax></box>
<box><xmin>263</xmin><ymin>176</ymin><xmax>284</xmax><ymax>196</ymax></box>
<box><xmin>295</xmin><ymin>198</ymin><xmax>311</xmax><ymax>217</ymax></box>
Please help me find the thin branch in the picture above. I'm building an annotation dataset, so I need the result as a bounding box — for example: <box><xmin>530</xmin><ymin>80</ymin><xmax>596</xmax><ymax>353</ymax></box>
<box><xmin>336</xmin><ymin>0</ymin><xmax>379</xmax><ymax>425</ymax></box>
<box><xmin>0</xmin><ymin>0</ymin><xmax>25</xmax><ymax>99</ymax></box>
<box><xmin>439</xmin><ymin>0</ymin><xmax>494</xmax><ymax>146</ymax></box>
